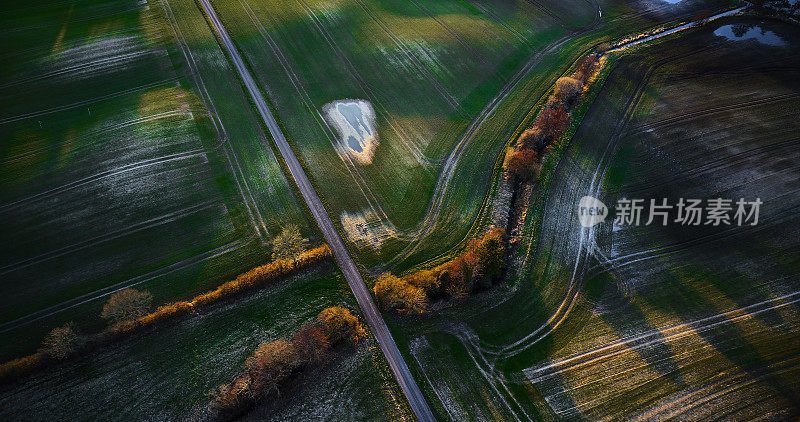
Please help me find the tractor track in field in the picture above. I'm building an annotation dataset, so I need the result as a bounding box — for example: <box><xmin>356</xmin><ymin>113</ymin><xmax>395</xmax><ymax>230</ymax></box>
<box><xmin>0</xmin><ymin>78</ymin><xmax>177</xmax><ymax>125</ymax></box>
<box><xmin>236</xmin><ymin>0</ymin><xmax>409</xmax><ymax>225</ymax></box>
<box><xmin>2</xmin><ymin>3</ymin><xmax>142</xmax><ymax>34</ymax></box>
<box><xmin>524</xmin><ymin>288</ymin><xmax>800</xmax><ymax>382</ymax></box>
<box><xmin>461</xmin><ymin>0</ymin><xmax>528</xmax><ymax>44</ymax></box>
<box><xmin>0</xmin><ymin>49</ymin><xmax>156</xmax><ymax>90</ymax></box>
<box><xmin>0</xmin><ymin>236</ymin><xmax>253</xmax><ymax>334</ymax></box>
<box><xmin>611</xmin><ymin>135</ymin><xmax>800</xmax><ymax>195</ymax></box>
<box><xmin>634</xmin><ymin>356</ymin><xmax>800</xmax><ymax>420</ymax></box>
<box><xmin>403</xmin><ymin>0</ymin><xmax>504</xmax><ymax>83</ymax></box>
<box><xmin>631</xmin><ymin>91</ymin><xmax>800</xmax><ymax>133</ymax></box>
<box><xmin>196</xmin><ymin>1</ymin><xmax>435</xmax><ymax>418</ymax></box>
<box><xmin>385</xmin><ymin>0</ymin><xmax>603</xmax><ymax>268</ymax></box>
<box><xmin>585</xmin><ymin>196</ymin><xmax>800</xmax><ymax>281</ymax></box>
<box><xmin>0</xmin><ymin>149</ymin><xmax>206</xmax><ymax>212</ymax></box>
<box><xmin>0</xmin><ymin>109</ymin><xmax>203</xmax><ymax>166</ymax></box>
<box><xmin>158</xmin><ymin>0</ymin><xmax>270</xmax><ymax>240</ymax></box>
<box><xmin>350</xmin><ymin>0</ymin><xmax>465</xmax><ymax>113</ymax></box>
<box><xmin>0</xmin><ymin>199</ymin><xmax>223</xmax><ymax>276</ymax></box>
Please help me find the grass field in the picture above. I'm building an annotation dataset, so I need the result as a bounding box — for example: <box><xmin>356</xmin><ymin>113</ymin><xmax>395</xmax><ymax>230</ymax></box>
<box><xmin>0</xmin><ymin>0</ymin><xmax>317</xmax><ymax>360</ymax></box>
<box><xmin>202</xmin><ymin>0</ymin><xmax>737</xmax><ymax>271</ymax></box>
<box><xmin>5</xmin><ymin>0</ymin><xmax>790</xmax><ymax>420</ymax></box>
<box><xmin>389</xmin><ymin>15</ymin><xmax>800</xmax><ymax>420</ymax></box>
<box><xmin>0</xmin><ymin>0</ymin><xmax>414</xmax><ymax>418</ymax></box>
<box><xmin>0</xmin><ymin>263</ymin><xmax>411</xmax><ymax>420</ymax></box>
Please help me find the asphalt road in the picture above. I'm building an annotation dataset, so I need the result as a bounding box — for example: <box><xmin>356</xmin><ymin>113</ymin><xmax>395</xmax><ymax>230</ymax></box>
<box><xmin>196</xmin><ymin>0</ymin><xmax>435</xmax><ymax>420</ymax></box>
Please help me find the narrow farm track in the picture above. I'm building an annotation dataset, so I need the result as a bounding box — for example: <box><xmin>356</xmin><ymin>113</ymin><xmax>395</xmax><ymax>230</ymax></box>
<box><xmin>0</xmin><ymin>149</ymin><xmax>206</xmax><ymax>212</ymax></box>
<box><xmin>158</xmin><ymin>0</ymin><xmax>271</xmax><ymax>241</ymax></box>
<box><xmin>435</xmin><ymin>44</ymin><xmax>733</xmax><ymax>413</ymax></box>
<box><xmin>484</xmin><ymin>41</ymin><xmax>726</xmax><ymax>358</ymax></box>
<box><xmin>435</xmin><ymin>12</ymin><xmax>800</xmax><ymax>419</ymax></box>
<box><xmin>387</xmin><ymin>0</ymin><xmax>603</xmax><ymax>268</ymax></box>
<box><xmin>195</xmin><ymin>1</ymin><xmax>435</xmax><ymax>420</ymax></box>
<box><xmin>0</xmin><ymin>200</ymin><xmax>223</xmax><ymax>275</ymax></box>
<box><xmin>385</xmin><ymin>33</ymin><xmax>579</xmax><ymax>267</ymax></box>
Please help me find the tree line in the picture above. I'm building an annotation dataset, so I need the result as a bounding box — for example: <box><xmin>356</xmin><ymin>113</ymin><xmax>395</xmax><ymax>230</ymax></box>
<box><xmin>374</xmin><ymin>228</ymin><xmax>506</xmax><ymax>313</ymax></box>
<box><xmin>503</xmin><ymin>52</ymin><xmax>603</xmax><ymax>181</ymax></box>
<box><xmin>0</xmin><ymin>226</ymin><xmax>329</xmax><ymax>384</ymax></box>
<box><xmin>207</xmin><ymin>306</ymin><xmax>366</xmax><ymax>421</ymax></box>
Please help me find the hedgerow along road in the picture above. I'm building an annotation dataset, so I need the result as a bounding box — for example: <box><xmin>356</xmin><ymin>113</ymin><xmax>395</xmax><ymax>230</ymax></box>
<box><xmin>195</xmin><ymin>0</ymin><xmax>435</xmax><ymax>420</ymax></box>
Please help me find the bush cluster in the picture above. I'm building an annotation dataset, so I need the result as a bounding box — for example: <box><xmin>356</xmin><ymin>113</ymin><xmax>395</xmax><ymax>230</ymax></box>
<box><xmin>0</xmin><ymin>245</ymin><xmax>332</xmax><ymax>384</ymax></box>
<box><xmin>210</xmin><ymin>307</ymin><xmax>366</xmax><ymax>418</ymax></box>
<box><xmin>374</xmin><ymin>228</ymin><xmax>506</xmax><ymax>313</ymax></box>
<box><xmin>504</xmin><ymin>53</ymin><xmax>601</xmax><ymax>180</ymax></box>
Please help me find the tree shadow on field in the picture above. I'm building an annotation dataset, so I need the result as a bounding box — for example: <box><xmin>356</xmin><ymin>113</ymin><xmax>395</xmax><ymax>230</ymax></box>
<box><xmin>594</xmin><ymin>272</ymin><xmax>686</xmax><ymax>386</ymax></box>
<box><xmin>655</xmin><ymin>269</ymin><xmax>800</xmax><ymax>408</ymax></box>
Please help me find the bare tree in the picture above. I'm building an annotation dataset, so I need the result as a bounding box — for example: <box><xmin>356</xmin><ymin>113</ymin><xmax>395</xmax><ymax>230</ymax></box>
<box><xmin>271</xmin><ymin>224</ymin><xmax>308</xmax><ymax>261</ymax></box>
<box><xmin>101</xmin><ymin>288</ymin><xmax>153</xmax><ymax>326</ymax></box>
<box><xmin>41</xmin><ymin>323</ymin><xmax>81</xmax><ymax>359</ymax></box>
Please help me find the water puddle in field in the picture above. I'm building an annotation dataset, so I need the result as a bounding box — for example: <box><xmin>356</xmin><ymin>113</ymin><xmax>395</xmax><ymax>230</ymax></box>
<box><xmin>714</xmin><ymin>24</ymin><xmax>788</xmax><ymax>47</ymax></box>
<box><xmin>608</xmin><ymin>7</ymin><xmax>745</xmax><ymax>53</ymax></box>
<box><xmin>323</xmin><ymin>99</ymin><xmax>379</xmax><ymax>165</ymax></box>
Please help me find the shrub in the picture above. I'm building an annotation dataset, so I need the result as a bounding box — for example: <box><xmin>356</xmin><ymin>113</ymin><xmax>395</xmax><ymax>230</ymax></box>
<box><xmin>101</xmin><ymin>288</ymin><xmax>153</xmax><ymax>326</ymax></box>
<box><xmin>472</xmin><ymin>228</ymin><xmax>506</xmax><ymax>280</ymax></box>
<box><xmin>271</xmin><ymin>224</ymin><xmax>308</xmax><ymax>261</ymax></box>
<box><xmin>554</xmin><ymin>77</ymin><xmax>581</xmax><ymax>103</ymax></box>
<box><xmin>0</xmin><ymin>353</ymin><xmax>45</xmax><ymax>383</ymax></box>
<box><xmin>442</xmin><ymin>256</ymin><xmax>471</xmax><ymax>298</ymax></box>
<box><xmin>138</xmin><ymin>301</ymin><xmax>193</xmax><ymax>326</ymax></box>
<box><xmin>373</xmin><ymin>273</ymin><xmax>428</xmax><ymax>313</ymax></box>
<box><xmin>515</xmin><ymin>128</ymin><xmax>543</xmax><ymax>150</ymax></box>
<box><xmin>534</xmin><ymin>107</ymin><xmax>570</xmax><ymax>141</ymax></box>
<box><xmin>246</xmin><ymin>339</ymin><xmax>300</xmax><ymax>392</ymax></box>
<box><xmin>191</xmin><ymin>245</ymin><xmax>331</xmax><ymax>308</ymax></box>
<box><xmin>405</xmin><ymin>270</ymin><xmax>444</xmax><ymax>299</ymax></box>
<box><xmin>292</xmin><ymin>323</ymin><xmax>329</xmax><ymax>364</ymax></box>
<box><xmin>317</xmin><ymin>306</ymin><xmax>367</xmax><ymax>344</ymax></box>
<box><xmin>40</xmin><ymin>323</ymin><xmax>81</xmax><ymax>360</ymax></box>
<box><xmin>213</xmin><ymin>339</ymin><xmax>301</xmax><ymax>412</ymax></box>
<box><xmin>574</xmin><ymin>54</ymin><xmax>599</xmax><ymax>82</ymax></box>
<box><xmin>506</xmin><ymin>150</ymin><xmax>541</xmax><ymax>180</ymax></box>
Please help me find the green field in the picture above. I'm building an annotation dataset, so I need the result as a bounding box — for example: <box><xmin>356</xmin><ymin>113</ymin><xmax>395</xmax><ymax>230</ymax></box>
<box><xmin>0</xmin><ymin>263</ymin><xmax>411</xmax><ymax>420</ymax></box>
<box><xmin>202</xmin><ymin>0</ymin><xmax>737</xmax><ymax>271</ymax></box>
<box><xmin>0</xmin><ymin>0</ymin><xmax>320</xmax><ymax>360</ymax></box>
<box><xmin>392</xmin><ymin>15</ymin><xmax>800</xmax><ymax>420</ymax></box>
<box><xmin>0</xmin><ymin>0</ymin><xmax>415</xmax><ymax>418</ymax></box>
<box><xmin>5</xmin><ymin>0</ymin><xmax>796</xmax><ymax>420</ymax></box>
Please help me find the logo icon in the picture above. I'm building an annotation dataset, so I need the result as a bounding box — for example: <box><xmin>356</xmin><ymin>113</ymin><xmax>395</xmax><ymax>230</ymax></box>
<box><xmin>578</xmin><ymin>196</ymin><xmax>608</xmax><ymax>228</ymax></box>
